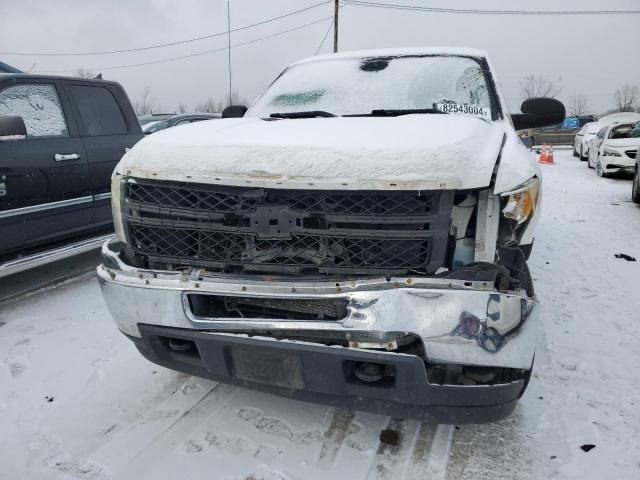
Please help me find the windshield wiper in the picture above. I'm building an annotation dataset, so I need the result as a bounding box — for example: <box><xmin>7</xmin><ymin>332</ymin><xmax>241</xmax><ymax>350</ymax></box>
<box><xmin>269</xmin><ymin>110</ymin><xmax>336</xmax><ymax>119</ymax></box>
<box><xmin>369</xmin><ymin>108</ymin><xmax>448</xmax><ymax>117</ymax></box>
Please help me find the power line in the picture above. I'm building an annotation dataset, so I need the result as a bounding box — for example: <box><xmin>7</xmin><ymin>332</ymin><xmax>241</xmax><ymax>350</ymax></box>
<box><xmin>37</xmin><ymin>17</ymin><xmax>333</xmax><ymax>73</ymax></box>
<box><xmin>1</xmin><ymin>0</ymin><xmax>332</xmax><ymax>56</ymax></box>
<box><xmin>314</xmin><ymin>20</ymin><xmax>333</xmax><ymax>55</ymax></box>
<box><xmin>346</xmin><ymin>0</ymin><xmax>640</xmax><ymax>15</ymax></box>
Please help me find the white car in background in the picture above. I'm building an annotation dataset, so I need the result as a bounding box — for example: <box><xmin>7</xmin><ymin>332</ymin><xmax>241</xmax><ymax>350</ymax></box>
<box><xmin>573</xmin><ymin>122</ymin><xmax>600</xmax><ymax>160</ymax></box>
<box><xmin>587</xmin><ymin>122</ymin><xmax>640</xmax><ymax>177</ymax></box>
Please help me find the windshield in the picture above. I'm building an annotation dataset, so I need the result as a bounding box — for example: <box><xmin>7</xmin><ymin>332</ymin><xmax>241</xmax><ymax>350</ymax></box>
<box><xmin>609</xmin><ymin>123</ymin><xmax>636</xmax><ymax>139</ymax></box>
<box><xmin>248</xmin><ymin>55</ymin><xmax>496</xmax><ymax>119</ymax></box>
<box><xmin>143</xmin><ymin>120</ymin><xmax>169</xmax><ymax>134</ymax></box>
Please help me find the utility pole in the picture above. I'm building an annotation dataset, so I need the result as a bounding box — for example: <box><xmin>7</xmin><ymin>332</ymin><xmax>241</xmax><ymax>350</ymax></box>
<box><xmin>227</xmin><ymin>1</ymin><xmax>232</xmax><ymax>105</ymax></box>
<box><xmin>333</xmin><ymin>0</ymin><xmax>339</xmax><ymax>53</ymax></box>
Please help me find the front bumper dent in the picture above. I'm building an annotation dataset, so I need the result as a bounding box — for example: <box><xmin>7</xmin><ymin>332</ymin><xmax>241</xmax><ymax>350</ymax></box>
<box><xmin>98</xmin><ymin>239</ymin><xmax>540</xmax><ymax>372</ymax></box>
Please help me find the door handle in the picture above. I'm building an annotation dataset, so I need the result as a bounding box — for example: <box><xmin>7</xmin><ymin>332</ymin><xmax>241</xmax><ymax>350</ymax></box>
<box><xmin>54</xmin><ymin>153</ymin><xmax>80</xmax><ymax>162</ymax></box>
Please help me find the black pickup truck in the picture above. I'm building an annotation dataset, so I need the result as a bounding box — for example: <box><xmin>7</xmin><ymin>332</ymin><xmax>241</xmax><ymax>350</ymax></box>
<box><xmin>0</xmin><ymin>74</ymin><xmax>143</xmax><ymax>276</ymax></box>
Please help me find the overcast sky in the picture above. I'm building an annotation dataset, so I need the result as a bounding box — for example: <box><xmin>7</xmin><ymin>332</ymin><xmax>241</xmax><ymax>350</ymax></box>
<box><xmin>2</xmin><ymin>0</ymin><xmax>639</xmax><ymax>114</ymax></box>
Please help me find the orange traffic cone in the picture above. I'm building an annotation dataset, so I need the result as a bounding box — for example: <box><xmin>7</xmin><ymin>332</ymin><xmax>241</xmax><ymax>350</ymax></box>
<box><xmin>538</xmin><ymin>144</ymin><xmax>548</xmax><ymax>163</ymax></box>
<box><xmin>546</xmin><ymin>145</ymin><xmax>555</xmax><ymax>163</ymax></box>
<box><xmin>538</xmin><ymin>144</ymin><xmax>555</xmax><ymax>164</ymax></box>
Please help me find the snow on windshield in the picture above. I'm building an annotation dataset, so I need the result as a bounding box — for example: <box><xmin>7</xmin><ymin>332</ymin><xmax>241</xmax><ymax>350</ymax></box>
<box><xmin>248</xmin><ymin>55</ymin><xmax>493</xmax><ymax>118</ymax></box>
<box><xmin>0</xmin><ymin>84</ymin><xmax>68</xmax><ymax>136</ymax></box>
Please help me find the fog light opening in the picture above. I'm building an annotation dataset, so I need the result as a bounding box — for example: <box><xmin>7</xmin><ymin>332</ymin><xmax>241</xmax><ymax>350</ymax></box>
<box><xmin>168</xmin><ymin>338</ymin><xmax>196</xmax><ymax>352</ymax></box>
<box><xmin>354</xmin><ymin>362</ymin><xmax>384</xmax><ymax>383</ymax></box>
<box><xmin>349</xmin><ymin>361</ymin><xmax>396</xmax><ymax>386</ymax></box>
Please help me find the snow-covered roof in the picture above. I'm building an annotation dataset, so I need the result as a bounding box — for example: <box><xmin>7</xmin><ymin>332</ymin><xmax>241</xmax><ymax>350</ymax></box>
<box><xmin>598</xmin><ymin>112</ymin><xmax>640</xmax><ymax>126</ymax></box>
<box><xmin>292</xmin><ymin>46</ymin><xmax>488</xmax><ymax>67</ymax></box>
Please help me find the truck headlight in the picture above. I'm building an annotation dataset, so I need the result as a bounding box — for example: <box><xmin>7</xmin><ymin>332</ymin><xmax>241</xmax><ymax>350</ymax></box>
<box><xmin>111</xmin><ymin>175</ymin><xmax>126</xmax><ymax>243</ymax></box>
<box><xmin>603</xmin><ymin>148</ymin><xmax>621</xmax><ymax>157</ymax></box>
<box><xmin>501</xmin><ymin>177</ymin><xmax>540</xmax><ymax>224</ymax></box>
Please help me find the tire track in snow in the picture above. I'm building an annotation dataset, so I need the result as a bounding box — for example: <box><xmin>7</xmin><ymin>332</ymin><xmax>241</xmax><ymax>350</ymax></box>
<box><xmin>423</xmin><ymin>425</ymin><xmax>454</xmax><ymax>479</ymax></box>
<box><xmin>404</xmin><ymin>422</ymin><xmax>438</xmax><ymax>479</ymax></box>
<box><xmin>89</xmin><ymin>382</ymin><xmax>239</xmax><ymax>475</ymax></box>
<box><xmin>317</xmin><ymin>408</ymin><xmax>356</xmax><ymax>465</ymax></box>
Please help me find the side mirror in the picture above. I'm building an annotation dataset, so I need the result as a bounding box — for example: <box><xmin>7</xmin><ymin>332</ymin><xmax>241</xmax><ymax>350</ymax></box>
<box><xmin>510</xmin><ymin>98</ymin><xmax>565</xmax><ymax>130</ymax></box>
<box><xmin>222</xmin><ymin>105</ymin><xmax>247</xmax><ymax>118</ymax></box>
<box><xmin>0</xmin><ymin>115</ymin><xmax>27</xmax><ymax>140</ymax></box>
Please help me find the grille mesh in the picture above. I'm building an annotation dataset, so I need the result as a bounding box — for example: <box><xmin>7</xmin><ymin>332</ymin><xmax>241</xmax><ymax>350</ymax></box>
<box><xmin>127</xmin><ymin>182</ymin><xmax>437</xmax><ymax>215</ymax></box>
<box><xmin>129</xmin><ymin>225</ymin><xmax>431</xmax><ymax>269</ymax></box>
<box><xmin>124</xmin><ymin>179</ymin><xmax>452</xmax><ymax>274</ymax></box>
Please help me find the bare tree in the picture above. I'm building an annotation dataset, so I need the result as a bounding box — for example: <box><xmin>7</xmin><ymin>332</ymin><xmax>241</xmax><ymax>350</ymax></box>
<box><xmin>568</xmin><ymin>94</ymin><xmax>589</xmax><ymax>116</ymax></box>
<box><xmin>227</xmin><ymin>90</ymin><xmax>249</xmax><ymax>107</ymax></box>
<box><xmin>195</xmin><ymin>97</ymin><xmax>219</xmax><ymax>113</ymax></box>
<box><xmin>520</xmin><ymin>74</ymin><xmax>561</xmax><ymax>100</ymax></box>
<box><xmin>75</xmin><ymin>68</ymin><xmax>95</xmax><ymax>79</ymax></box>
<box><xmin>177</xmin><ymin>103</ymin><xmax>189</xmax><ymax>114</ymax></box>
<box><xmin>195</xmin><ymin>91</ymin><xmax>249</xmax><ymax>113</ymax></box>
<box><xmin>134</xmin><ymin>86</ymin><xmax>157</xmax><ymax>115</ymax></box>
<box><xmin>613</xmin><ymin>85</ymin><xmax>639</xmax><ymax>112</ymax></box>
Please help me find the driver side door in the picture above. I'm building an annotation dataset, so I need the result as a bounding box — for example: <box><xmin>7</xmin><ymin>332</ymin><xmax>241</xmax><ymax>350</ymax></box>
<box><xmin>0</xmin><ymin>79</ymin><xmax>91</xmax><ymax>257</ymax></box>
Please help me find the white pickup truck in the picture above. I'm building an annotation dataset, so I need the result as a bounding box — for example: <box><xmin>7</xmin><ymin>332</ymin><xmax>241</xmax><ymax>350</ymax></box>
<box><xmin>98</xmin><ymin>47</ymin><xmax>564</xmax><ymax>423</ymax></box>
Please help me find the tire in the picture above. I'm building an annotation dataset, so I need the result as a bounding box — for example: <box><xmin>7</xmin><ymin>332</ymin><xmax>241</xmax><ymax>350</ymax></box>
<box><xmin>580</xmin><ymin>146</ymin><xmax>587</xmax><ymax>161</ymax></box>
<box><xmin>596</xmin><ymin>160</ymin><xmax>607</xmax><ymax>178</ymax></box>
<box><xmin>588</xmin><ymin>153</ymin><xmax>594</xmax><ymax>169</ymax></box>
<box><xmin>573</xmin><ymin>146</ymin><xmax>579</xmax><ymax>157</ymax></box>
<box><xmin>632</xmin><ymin>167</ymin><xmax>640</xmax><ymax>204</ymax></box>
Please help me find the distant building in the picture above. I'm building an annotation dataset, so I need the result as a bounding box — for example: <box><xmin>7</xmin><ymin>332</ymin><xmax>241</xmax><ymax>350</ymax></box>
<box><xmin>0</xmin><ymin>61</ymin><xmax>22</xmax><ymax>73</ymax></box>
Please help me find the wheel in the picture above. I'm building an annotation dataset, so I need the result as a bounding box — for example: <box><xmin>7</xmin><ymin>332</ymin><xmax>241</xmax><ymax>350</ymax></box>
<box><xmin>596</xmin><ymin>160</ymin><xmax>607</xmax><ymax>178</ymax></box>
<box><xmin>632</xmin><ymin>167</ymin><xmax>640</xmax><ymax>203</ymax></box>
<box><xmin>580</xmin><ymin>145</ymin><xmax>587</xmax><ymax>161</ymax></box>
<box><xmin>573</xmin><ymin>146</ymin><xmax>579</xmax><ymax>157</ymax></box>
<box><xmin>588</xmin><ymin>153</ymin><xmax>594</xmax><ymax>169</ymax></box>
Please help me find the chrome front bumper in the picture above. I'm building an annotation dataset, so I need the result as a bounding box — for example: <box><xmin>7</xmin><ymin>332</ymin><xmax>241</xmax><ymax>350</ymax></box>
<box><xmin>97</xmin><ymin>240</ymin><xmax>540</xmax><ymax>370</ymax></box>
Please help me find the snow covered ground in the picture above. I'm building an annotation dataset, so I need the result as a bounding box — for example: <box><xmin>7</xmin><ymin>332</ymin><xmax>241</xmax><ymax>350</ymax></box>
<box><xmin>1</xmin><ymin>150</ymin><xmax>639</xmax><ymax>479</ymax></box>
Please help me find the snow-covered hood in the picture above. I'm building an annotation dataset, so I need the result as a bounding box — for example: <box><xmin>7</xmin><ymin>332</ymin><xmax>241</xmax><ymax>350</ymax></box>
<box><xmin>117</xmin><ymin>115</ymin><xmax>507</xmax><ymax>190</ymax></box>
<box><xmin>603</xmin><ymin>137</ymin><xmax>640</xmax><ymax>148</ymax></box>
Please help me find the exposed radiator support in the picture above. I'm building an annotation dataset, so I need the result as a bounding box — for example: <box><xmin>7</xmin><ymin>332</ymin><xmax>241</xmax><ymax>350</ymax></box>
<box><xmin>474</xmin><ymin>190</ymin><xmax>501</xmax><ymax>263</ymax></box>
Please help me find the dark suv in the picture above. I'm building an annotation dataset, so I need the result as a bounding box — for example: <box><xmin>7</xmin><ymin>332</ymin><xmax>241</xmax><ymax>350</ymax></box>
<box><xmin>0</xmin><ymin>74</ymin><xmax>142</xmax><ymax>274</ymax></box>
